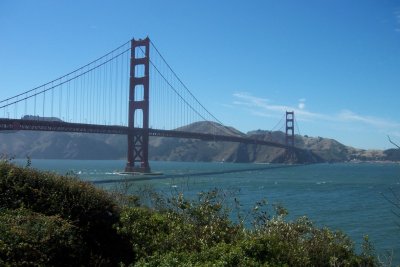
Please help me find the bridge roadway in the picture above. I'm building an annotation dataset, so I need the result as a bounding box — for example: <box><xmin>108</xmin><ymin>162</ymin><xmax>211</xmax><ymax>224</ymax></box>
<box><xmin>0</xmin><ymin>118</ymin><xmax>294</xmax><ymax>150</ymax></box>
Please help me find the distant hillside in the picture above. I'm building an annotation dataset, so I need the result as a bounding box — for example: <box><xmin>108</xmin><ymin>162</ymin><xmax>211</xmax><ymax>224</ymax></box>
<box><xmin>0</xmin><ymin>131</ymin><xmax>122</xmax><ymax>160</ymax></box>
<box><xmin>246</xmin><ymin>130</ymin><xmax>391</xmax><ymax>163</ymax></box>
<box><xmin>0</xmin><ymin>121</ymin><xmax>398</xmax><ymax>163</ymax></box>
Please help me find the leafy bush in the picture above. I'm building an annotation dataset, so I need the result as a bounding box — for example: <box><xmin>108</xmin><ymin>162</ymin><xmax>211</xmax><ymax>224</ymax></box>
<box><xmin>243</xmin><ymin>216</ymin><xmax>365</xmax><ymax>266</ymax></box>
<box><xmin>133</xmin><ymin>243</ymin><xmax>259</xmax><ymax>267</ymax></box>
<box><xmin>117</xmin><ymin>189</ymin><xmax>242</xmax><ymax>262</ymax></box>
<box><xmin>0</xmin><ymin>161</ymin><xmax>379</xmax><ymax>266</ymax></box>
<box><xmin>0</xmin><ymin>161</ymin><xmax>132</xmax><ymax>265</ymax></box>
<box><xmin>0</xmin><ymin>208</ymin><xmax>84</xmax><ymax>266</ymax></box>
<box><xmin>118</xmin><ymin>189</ymin><xmax>377</xmax><ymax>266</ymax></box>
<box><xmin>0</xmin><ymin>161</ymin><xmax>116</xmax><ymax>222</ymax></box>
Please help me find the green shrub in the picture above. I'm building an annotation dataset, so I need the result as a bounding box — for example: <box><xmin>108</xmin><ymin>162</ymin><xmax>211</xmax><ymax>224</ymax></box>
<box><xmin>132</xmin><ymin>216</ymin><xmax>376</xmax><ymax>267</ymax></box>
<box><xmin>242</xmin><ymin>215</ymin><xmax>376</xmax><ymax>267</ymax></box>
<box><xmin>0</xmin><ymin>161</ymin><xmax>133</xmax><ymax>265</ymax></box>
<box><xmin>0</xmin><ymin>208</ymin><xmax>84</xmax><ymax>266</ymax></box>
<box><xmin>121</xmin><ymin>190</ymin><xmax>378</xmax><ymax>266</ymax></box>
<box><xmin>0</xmin><ymin>161</ymin><xmax>379</xmax><ymax>266</ymax></box>
<box><xmin>133</xmin><ymin>243</ymin><xmax>260</xmax><ymax>267</ymax></box>
<box><xmin>117</xmin><ymin>189</ymin><xmax>244</xmax><ymax>263</ymax></box>
<box><xmin>167</xmin><ymin>190</ymin><xmax>242</xmax><ymax>248</ymax></box>
<box><xmin>117</xmin><ymin>207</ymin><xmax>183</xmax><ymax>260</ymax></box>
<box><xmin>0</xmin><ymin>161</ymin><xmax>116</xmax><ymax>222</ymax></box>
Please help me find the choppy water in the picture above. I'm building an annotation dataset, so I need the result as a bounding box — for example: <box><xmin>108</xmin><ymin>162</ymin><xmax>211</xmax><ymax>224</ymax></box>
<box><xmin>13</xmin><ymin>159</ymin><xmax>400</xmax><ymax>264</ymax></box>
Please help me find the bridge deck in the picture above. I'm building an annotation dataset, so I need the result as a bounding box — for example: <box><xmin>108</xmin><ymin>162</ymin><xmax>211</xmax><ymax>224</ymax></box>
<box><xmin>0</xmin><ymin>118</ymin><xmax>293</xmax><ymax>150</ymax></box>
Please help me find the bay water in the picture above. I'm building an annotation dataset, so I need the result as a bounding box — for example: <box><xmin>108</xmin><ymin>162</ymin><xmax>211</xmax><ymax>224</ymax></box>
<box><xmin>13</xmin><ymin>159</ymin><xmax>400</xmax><ymax>264</ymax></box>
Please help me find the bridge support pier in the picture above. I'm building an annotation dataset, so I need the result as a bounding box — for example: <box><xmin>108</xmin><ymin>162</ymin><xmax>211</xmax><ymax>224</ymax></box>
<box><xmin>125</xmin><ymin>37</ymin><xmax>151</xmax><ymax>173</ymax></box>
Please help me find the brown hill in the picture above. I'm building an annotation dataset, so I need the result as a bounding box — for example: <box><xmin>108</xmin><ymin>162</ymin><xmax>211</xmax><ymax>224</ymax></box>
<box><xmin>0</xmin><ymin>121</ymin><xmax>397</xmax><ymax>163</ymax></box>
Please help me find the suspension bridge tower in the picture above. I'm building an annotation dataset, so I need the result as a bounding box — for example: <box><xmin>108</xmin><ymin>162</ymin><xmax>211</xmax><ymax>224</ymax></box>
<box><xmin>125</xmin><ymin>37</ymin><xmax>151</xmax><ymax>173</ymax></box>
<box><xmin>285</xmin><ymin>111</ymin><xmax>295</xmax><ymax>160</ymax></box>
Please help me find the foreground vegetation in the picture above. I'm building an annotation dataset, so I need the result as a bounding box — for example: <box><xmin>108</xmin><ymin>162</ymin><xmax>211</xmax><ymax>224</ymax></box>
<box><xmin>0</xmin><ymin>160</ymin><xmax>378</xmax><ymax>266</ymax></box>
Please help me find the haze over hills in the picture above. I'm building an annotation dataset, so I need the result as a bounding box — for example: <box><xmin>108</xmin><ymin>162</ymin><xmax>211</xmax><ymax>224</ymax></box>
<box><xmin>0</xmin><ymin>121</ymin><xmax>399</xmax><ymax>163</ymax></box>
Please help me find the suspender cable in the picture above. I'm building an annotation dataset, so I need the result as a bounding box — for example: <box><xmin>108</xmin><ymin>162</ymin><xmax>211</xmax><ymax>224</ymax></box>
<box><xmin>24</xmin><ymin>93</ymin><xmax>27</xmax><ymax>117</ymax></box>
<box><xmin>149</xmin><ymin>41</ymin><xmax>225</xmax><ymax>126</ymax></box>
<box><xmin>42</xmin><ymin>86</ymin><xmax>45</xmax><ymax>119</ymax></box>
<box><xmin>66</xmin><ymin>75</ymin><xmax>69</xmax><ymax>122</ymax></box>
<box><xmin>295</xmin><ymin>116</ymin><xmax>301</xmax><ymax>136</ymax></box>
<box><xmin>0</xmin><ymin>40</ymin><xmax>130</xmax><ymax>105</ymax></box>
<box><xmin>34</xmin><ymin>89</ymin><xmax>37</xmax><ymax>117</ymax></box>
<box><xmin>147</xmin><ymin>41</ymin><xmax>238</xmax><ymax>136</ymax></box>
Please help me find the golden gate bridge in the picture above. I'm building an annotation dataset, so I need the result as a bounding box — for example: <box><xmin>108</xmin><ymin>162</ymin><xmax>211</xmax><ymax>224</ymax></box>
<box><xmin>0</xmin><ymin>37</ymin><xmax>318</xmax><ymax>173</ymax></box>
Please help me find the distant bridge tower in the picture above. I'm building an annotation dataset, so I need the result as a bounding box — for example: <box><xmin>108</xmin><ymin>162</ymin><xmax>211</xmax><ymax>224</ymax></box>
<box><xmin>285</xmin><ymin>111</ymin><xmax>294</xmax><ymax>148</ymax></box>
<box><xmin>125</xmin><ymin>37</ymin><xmax>151</xmax><ymax>173</ymax></box>
<box><xmin>285</xmin><ymin>111</ymin><xmax>294</xmax><ymax>159</ymax></box>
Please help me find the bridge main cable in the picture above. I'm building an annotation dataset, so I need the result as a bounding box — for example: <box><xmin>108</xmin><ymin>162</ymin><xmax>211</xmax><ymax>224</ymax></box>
<box><xmin>0</xmin><ymin>40</ymin><xmax>131</xmax><ymax>106</ymax></box>
<box><xmin>0</xmin><ymin>48</ymin><xmax>131</xmax><ymax>110</ymax></box>
<box><xmin>148</xmin><ymin>40</ymin><xmax>240</xmax><ymax>137</ymax></box>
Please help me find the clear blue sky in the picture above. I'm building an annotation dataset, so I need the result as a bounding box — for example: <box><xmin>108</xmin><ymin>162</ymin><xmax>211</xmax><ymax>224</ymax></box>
<box><xmin>1</xmin><ymin>0</ymin><xmax>400</xmax><ymax>149</ymax></box>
